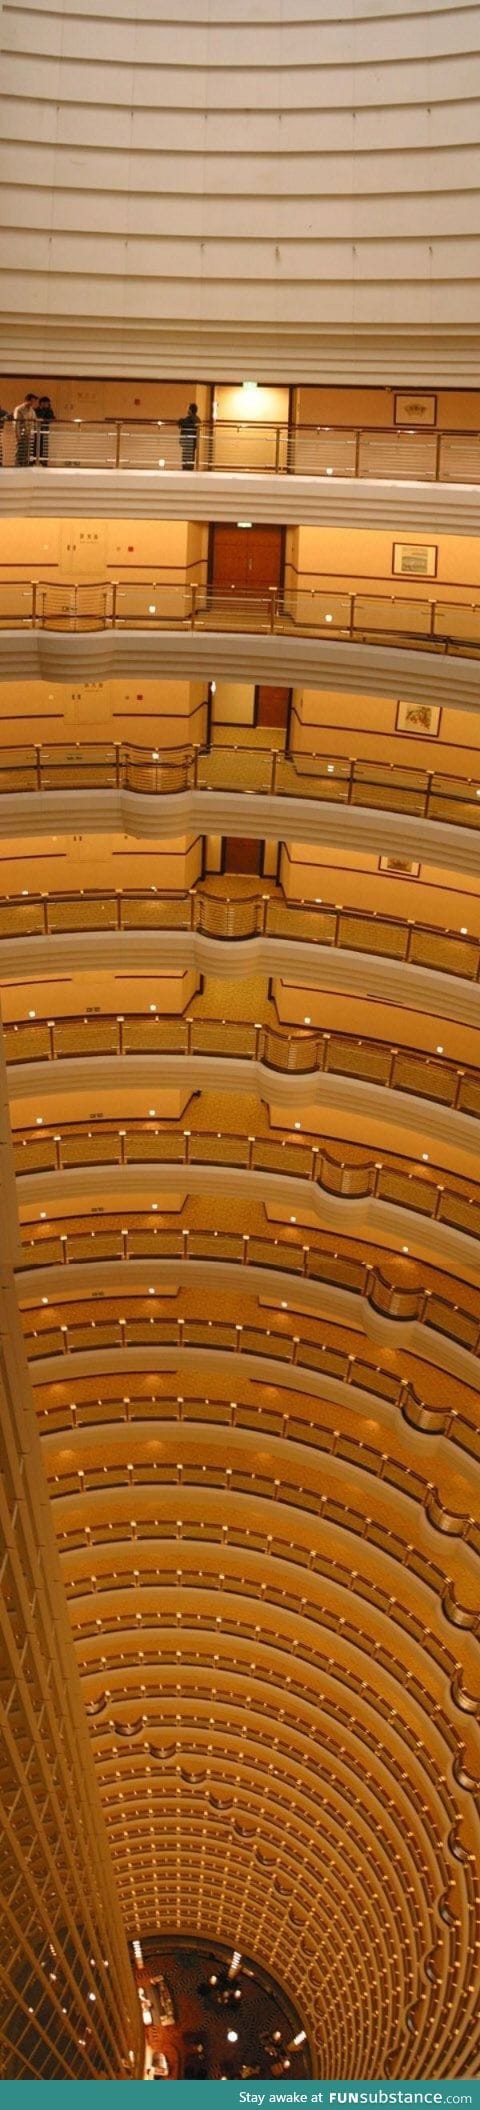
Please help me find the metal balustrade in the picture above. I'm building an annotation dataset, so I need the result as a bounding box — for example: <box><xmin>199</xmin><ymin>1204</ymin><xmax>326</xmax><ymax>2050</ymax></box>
<box><xmin>21</xmin><ymin>1297</ymin><xmax>474</xmax><ymax>1451</ymax></box>
<box><xmin>13</xmin><ymin>1116</ymin><xmax>480</xmax><ymax>1245</ymax></box>
<box><xmin>1</xmin><ymin>882</ymin><xmax>479</xmax><ymax>982</ymax></box>
<box><xmin>3</xmin><ymin>576</ymin><xmax>480</xmax><ymax>654</ymax></box>
<box><xmin>0</xmin><ymin>738</ymin><xmax>479</xmax><ymax>828</ymax></box>
<box><xmin>5</xmin><ymin>1008</ymin><xmax>480</xmax><ymax>1116</ymax></box>
<box><xmin>3</xmin><ymin>416</ymin><xmax>480</xmax><ymax>483</ymax></box>
<box><xmin>16</xmin><ymin>1218</ymin><xmax>480</xmax><ymax>1366</ymax></box>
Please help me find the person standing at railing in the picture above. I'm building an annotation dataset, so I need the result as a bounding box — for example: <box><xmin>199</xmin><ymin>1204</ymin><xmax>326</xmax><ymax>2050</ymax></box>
<box><xmin>13</xmin><ymin>392</ymin><xmax>38</xmax><ymax>465</ymax></box>
<box><xmin>35</xmin><ymin>395</ymin><xmax>55</xmax><ymax>465</ymax></box>
<box><xmin>178</xmin><ymin>401</ymin><xmax>200</xmax><ymax>470</ymax></box>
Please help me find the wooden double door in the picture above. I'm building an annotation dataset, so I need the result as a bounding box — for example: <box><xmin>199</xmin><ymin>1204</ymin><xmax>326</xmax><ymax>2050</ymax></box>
<box><xmin>210</xmin><ymin>524</ymin><xmax>284</xmax><ymax>598</ymax></box>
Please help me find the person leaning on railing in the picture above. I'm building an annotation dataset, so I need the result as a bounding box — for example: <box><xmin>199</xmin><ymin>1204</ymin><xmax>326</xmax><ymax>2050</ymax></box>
<box><xmin>13</xmin><ymin>392</ymin><xmax>38</xmax><ymax>465</ymax></box>
<box><xmin>178</xmin><ymin>401</ymin><xmax>200</xmax><ymax>470</ymax></box>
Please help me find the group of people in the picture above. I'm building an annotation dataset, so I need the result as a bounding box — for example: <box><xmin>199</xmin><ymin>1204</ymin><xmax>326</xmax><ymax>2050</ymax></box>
<box><xmin>0</xmin><ymin>392</ymin><xmax>55</xmax><ymax>465</ymax></box>
<box><xmin>0</xmin><ymin>391</ymin><xmax>200</xmax><ymax>468</ymax></box>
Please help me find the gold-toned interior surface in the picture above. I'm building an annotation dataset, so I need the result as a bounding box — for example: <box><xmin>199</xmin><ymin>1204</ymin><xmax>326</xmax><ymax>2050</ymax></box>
<box><xmin>0</xmin><ymin>384</ymin><xmax>479</xmax><ymax>2080</ymax></box>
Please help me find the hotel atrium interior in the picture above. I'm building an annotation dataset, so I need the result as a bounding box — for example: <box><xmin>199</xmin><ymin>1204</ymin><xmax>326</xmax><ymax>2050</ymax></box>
<box><xmin>0</xmin><ymin>0</ymin><xmax>479</xmax><ymax>2085</ymax></box>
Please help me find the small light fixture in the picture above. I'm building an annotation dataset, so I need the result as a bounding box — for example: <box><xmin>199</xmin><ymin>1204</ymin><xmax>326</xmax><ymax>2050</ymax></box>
<box><xmin>227</xmin><ymin>2030</ymin><xmax>238</xmax><ymax>2043</ymax></box>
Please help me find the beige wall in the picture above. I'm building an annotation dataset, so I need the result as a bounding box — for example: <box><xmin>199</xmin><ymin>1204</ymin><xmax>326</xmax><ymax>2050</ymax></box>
<box><xmin>0</xmin><ymin>675</ymin><xmax>207</xmax><ymax>747</ymax></box>
<box><xmin>0</xmin><ymin>515</ymin><xmax>208</xmax><ymax>577</ymax></box>
<box><xmin>1</xmin><ymin>379</ymin><xmax>480</xmax><ymax>431</ymax></box>
<box><xmin>280</xmin><ymin>843</ymin><xmax>480</xmax><ymax>938</ymax></box>
<box><xmin>1</xmin><ymin>2</ymin><xmax>480</xmax><ymax>380</ymax></box>
<box><xmin>296</xmin><ymin>387</ymin><xmax>480</xmax><ymax>432</ymax></box>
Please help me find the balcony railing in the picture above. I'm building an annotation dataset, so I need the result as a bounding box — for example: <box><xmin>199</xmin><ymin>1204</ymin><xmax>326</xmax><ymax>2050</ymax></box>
<box><xmin>2</xmin><ymin>577</ymin><xmax>480</xmax><ymax>654</ymax></box>
<box><xmin>17</xmin><ymin>1218</ymin><xmax>480</xmax><ymax>1368</ymax></box>
<box><xmin>0</xmin><ymin>740</ymin><xmax>478</xmax><ymax>830</ymax></box>
<box><xmin>4</xmin><ymin>416</ymin><xmax>480</xmax><ymax>483</ymax></box>
<box><xmin>1</xmin><ymin>883</ymin><xmax>479</xmax><ymax>983</ymax></box>
<box><xmin>13</xmin><ymin>1116</ymin><xmax>480</xmax><ymax>1249</ymax></box>
<box><xmin>5</xmin><ymin>1008</ymin><xmax>480</xmax><ymax>1119</ymax></box>
<box><xmin>21</xmin><ymin>1289</ymin><xmax>474</xmax><ymax>1452</ymax></box>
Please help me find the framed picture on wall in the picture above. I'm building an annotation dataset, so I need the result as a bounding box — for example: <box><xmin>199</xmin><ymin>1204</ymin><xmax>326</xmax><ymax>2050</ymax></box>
<box><xmin>379</xmin><ymin>856</ymin><xmax>420</xmax><ymax>878</ymax></box>
<box><xmin>395</xmin><ymin>700</ymin><xmax>441</xmax><ymax>737</ymax></box>
<box><xmin>392</xmin><ymin>541</ymin><xmax>438</xmax><ymax>578</ymax></box>
<box><xmin>394</xmin><ymin>393</ymin><xmax>437</xmax><ymax>427</ymax></box>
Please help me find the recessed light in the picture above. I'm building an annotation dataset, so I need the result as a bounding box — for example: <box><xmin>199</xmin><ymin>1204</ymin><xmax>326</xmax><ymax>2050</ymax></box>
<box><xmin>304</xmin><ymin>1015</ymin><xmax>311</xmax><ymax>1025</ymax></box>
<box><xmin>436</xmin><ymin>1044</ymin><xmax>444</xmax><ymax>1054</ymax></box>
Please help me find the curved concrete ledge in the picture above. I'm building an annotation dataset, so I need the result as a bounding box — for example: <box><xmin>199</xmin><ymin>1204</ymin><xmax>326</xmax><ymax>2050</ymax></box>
<box><xmin>16</xmin><ymin>1252</ymin><xmax>480</xmax><ymax>1393</ymax></box>
<box><xmin>7</xmin><ymin>1051</ymin><xmax>478</xmax><ymax>1160</ymax></box>
<box><xmin>25</xmin><ymin>1348</ymin><xmax>479</xmax><ymax>1519</ymax></box>
<box><xmin>3</xmin><ymin>467</ymin><xmax>480</xmax><ymax>538</ymax></box>
<box><xmin>0</xmin><ymin>627</ymin><xmax>479</xmax><ymax>715</ymax></box>
<box><xmin>15</xmin><ymin>1158</ymin><xmax>480</xmax><ymax>1287</ymax></box>
<box><xmin>3</xmin><ymin>926</ymin><xmax>479</xmax><ymax>1029</ymax></box>
<box><xmin>0</xmin><ymin>787</ymin><xmax>478</xmax><ymax>878</ymax></box>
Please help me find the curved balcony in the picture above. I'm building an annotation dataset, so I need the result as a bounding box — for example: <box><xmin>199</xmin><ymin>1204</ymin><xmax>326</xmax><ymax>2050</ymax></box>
<box><xmin>2</xmin><ymin>625</ymin><xmax>479</xmax><ymax>718</ymax></box>
<box><xmin>3</xmin><ymin>576</ymin><xmax>480</xmax><ymax>659</ymax></box>
<box><xmin>3</xmin><ymin>416</ymin><xmax>480</xmax><ymax>486</ymax></box>
<box><xmin>14</xmin><ymin>1116</ymin><xmax>480</xmax><ymax>1260</ymax></box>
<box><xmin>0</xmin><ymin>742</ymin><xmax>478</xmax><ymax>882</ymax></box>
<box><xmin>2</xmin><ymin>887</ymin><xmax>479</xmax><ymax>1031</ymax></box>
<box><xmin>5</xmin><ymin>1008</ymin><xmax>480</xmax><ymax>1121</ymax></box>
<box><xmin>1</xmin><ymin>740</ymin><xmax>478</xmax><ymax>827</ymax></box>
<box><xmin>16</xmin><ymin>1221</ymin><xmax>480</xmax><ymax>1387</ymax></box>
<box><xmin>21</xmin><ymin>1282</ymin><xmax>477</xmax><ymax>1457</ymax></box>
<box><xmin>52</xmin><ymin>1398</ymin><xmax>473</xmax><ymax>1640</ymax></box>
